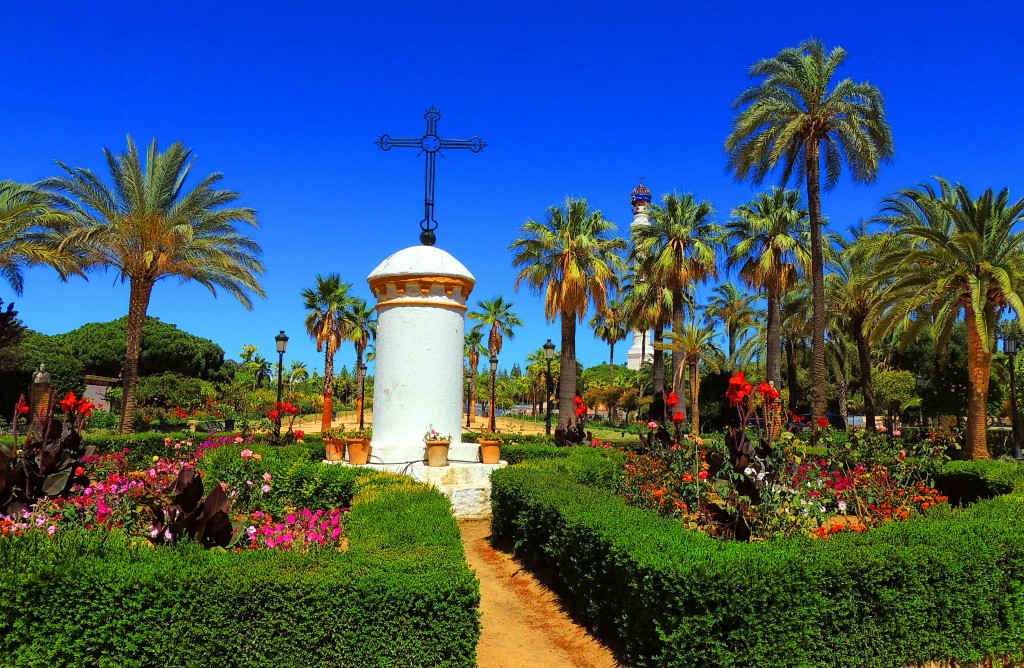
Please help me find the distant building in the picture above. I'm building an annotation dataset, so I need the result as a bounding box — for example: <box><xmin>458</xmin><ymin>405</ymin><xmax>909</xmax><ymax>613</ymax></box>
<box><xmin>83</xmin><ymin>375</ymin><xmax>118</xmax><ymax>410</ymax></box>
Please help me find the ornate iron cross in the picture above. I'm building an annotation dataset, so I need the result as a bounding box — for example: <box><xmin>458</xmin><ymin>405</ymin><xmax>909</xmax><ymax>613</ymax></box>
<box><xmin>375</xmin><ymin>107</ymin><xmax>486</xmax><ymax>246</ymax></box>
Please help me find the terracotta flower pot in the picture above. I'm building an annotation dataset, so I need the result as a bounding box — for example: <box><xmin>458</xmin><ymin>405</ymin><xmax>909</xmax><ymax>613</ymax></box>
<box><xmin>324</xmin><ymin>437</ymin><xmax>346</xmax><ymax>462</ymax></box>
<box><xmin>344</xmin><ymin>437</ymin><xmax>371</xmax><ymax>466</ymax></box>
<box><xmin>425</xmin><ymin>440</ymin><xmax>451</xmax><ymax>467</ymax></box>
<box><xmin>478</xmin><ymin>439</ymin><xmax>502</xmax><ymax>464</ymax></box>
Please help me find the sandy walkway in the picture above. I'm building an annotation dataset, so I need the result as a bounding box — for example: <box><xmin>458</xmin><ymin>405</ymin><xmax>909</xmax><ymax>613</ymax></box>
<box><xmin>460</xmin><ymin>520</ymin><xmax>619</xmax><ymax>668</ymax></box>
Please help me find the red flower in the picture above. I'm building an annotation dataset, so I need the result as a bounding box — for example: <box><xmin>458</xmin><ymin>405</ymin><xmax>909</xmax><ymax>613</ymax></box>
<box><xmin>698</xmin><ymin>470</ymin><xmax>708</xmax><ymax>480</ymax></box>
<box><xmin>672</xmin><ymin>412</ymin><xmax>684</xmax><ymax>424</ymax></box>
<box><xmin>666</xmin><ymin>391</ymin><xmax>680</xmax><ymax>408</ymax></box>
<box><xmin>682</xmin><ymin>473</ymin><xmax>693</xmax><ymax>483</ymax></box>
<box><xmin>573</xmin><ymin>395</ymin><xmax>586</xmax><ymax>418</ymax></box>
<box><xmin>77</xmin><ymin>399</ymin><xmax>95</xmax><ymax>417</ymax></box>
<box><xmin>267</xmin><ymin>409</ymin><xmax>280</xmax><ymax>422</ymax></box>
<box><xmin>58</xmin><ymin>392</ymin><xmax>79</xmax><ymax>414</ymax></box>
<box><xmin>726</xmin><ymin>372</ymin><xmax>752</xmax><ymax>406</ymax></box>
<box><xmin>816</xmin><ymin>418</ymin><xmax>829</xmax><ymax>428</ymax></box>
<box><xmin>14</xmin><ymin>395</ymin><xmax>29</xmax><ymax>416</ymax></box>
<box><xmin>294</xmin><ymin>429</ymin><xmax>305</xmax><ymax>442</ymax></box>
<box><xmin>757</xmin><ymin>381</ymin><xmax>780</xmax><ymax>401</ymax></box>
<box><xmin>74</xmin><ymin>466</ymin><xmax>85</xmax><ymax>476</ymax></box>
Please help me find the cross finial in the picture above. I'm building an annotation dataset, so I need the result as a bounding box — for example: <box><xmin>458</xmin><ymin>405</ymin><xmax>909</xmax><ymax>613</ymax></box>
<box><xmin>376</xmin><ymin>109</ymin><xmax>486</xmax><ymax>246</ymax></box>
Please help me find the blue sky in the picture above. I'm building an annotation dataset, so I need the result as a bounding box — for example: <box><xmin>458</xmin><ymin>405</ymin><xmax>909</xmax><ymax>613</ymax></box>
<box><xmin>2</xmin><ymin>1</ymin><xmax>1023</xmax><ymax>375</ymax></box>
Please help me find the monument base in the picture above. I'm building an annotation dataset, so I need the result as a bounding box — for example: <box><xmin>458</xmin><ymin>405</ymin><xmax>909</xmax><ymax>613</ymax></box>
<box><xmin>323</xmin><ymin>458</ymin><xmax>507</xmax><ymax>519</ymax></box>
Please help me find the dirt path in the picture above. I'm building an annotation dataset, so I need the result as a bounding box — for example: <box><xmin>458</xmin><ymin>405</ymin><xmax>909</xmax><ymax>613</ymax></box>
<box><xmin>460</xmin><ymin>520</ymin><xmax>620</xmax><ymax>668</ymax></box>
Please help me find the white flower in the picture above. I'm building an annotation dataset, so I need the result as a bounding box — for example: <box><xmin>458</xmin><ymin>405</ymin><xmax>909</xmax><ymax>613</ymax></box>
<box><xmin>837</xmin><ymin>501</ymin><xmax>847</xmax><ymax>513</ymax></box>
<box><xmin>743</xmin><ymin>466</ymin><xmax>756</xmax><ymax>477</ymax></box>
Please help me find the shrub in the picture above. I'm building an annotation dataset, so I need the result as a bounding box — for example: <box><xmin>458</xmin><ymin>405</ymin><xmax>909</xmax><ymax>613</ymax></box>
<box><xmin>491</xmin><ymin>453</ymin><xmax>1024</xmax><ymax>667</ymax></box>
<box><xmin>0</xmin><ymin>464</ymin><xmax>478</xmax><ymax>667</ymax></box>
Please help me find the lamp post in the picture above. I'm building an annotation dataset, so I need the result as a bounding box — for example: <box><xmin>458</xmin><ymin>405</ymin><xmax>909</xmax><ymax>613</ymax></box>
<box><xmin>1002</xmin><ymin>332</ymin><xmax>1022</xmax><ymax>460</ymax></box>
<box><xmin>489</xmin><ymin>354</ymin><xmax>499</xmax><ymax>432</ymax></box>
<box><xmin>915</xmin><ymin>374</ymin><xmax>925</xmax><ymax>428</ymax></box>
<box><xmin>274</xmin><ymin>330</ymin><xmax>288</xmax><ymax>441</ymax></box>
<box><xmin>543</xmin><ymin>339</ymin><xmax>555</xmax><ymax>436</ymax></box>
<box><xmin>357</xmin><ymin>363</ymin><xmax>368</xmax><ymax>430</ymax></box>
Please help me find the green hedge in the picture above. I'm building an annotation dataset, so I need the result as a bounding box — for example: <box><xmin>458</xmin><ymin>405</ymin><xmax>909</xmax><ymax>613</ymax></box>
<box><xmin>491</xmin><ymin>453</ymin><xmax>1024</xmax><ymax>668</ymax></box>
<box><xmin>0</xmin><ymin>468</ymin><xmax>478</xmax><ymax>667</ymax></box>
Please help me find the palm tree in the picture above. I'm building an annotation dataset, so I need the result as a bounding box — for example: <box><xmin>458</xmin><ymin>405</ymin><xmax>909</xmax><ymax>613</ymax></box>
<box><xmin>288</xmin><ymin>360</ymin><xmax>309</xmax><ymax>385</ymax></box>
<box><xmin>38</xmin><ymin>137</ymin><xmax>265</xmax><ymax>433</ymax></box>
<box><xmin>510</xmin><ymin>197</ymin><xmax>626</xmax><ymax>429</ymax></box>
<box><xmin>781</xmin><ymin>285</ymin><xmax>813</xmax><ymax>411</ymax></box>
<box><xmin>464</xmin><ymin>327</ymin><xmax>487</xmax><ymax>426</ymax></box>
<box><xmin>703</xmin><ymin>281</ymin><xmax>758</xmax><ymax>366</ymax></box>
<box><xmin>725</xmin><ymin>39</ymin><xmax>894</xmax><ymax>421</ymax></box>
<box><xmin>468</xmin><ymin>296</ymin><xmax>523</xmax><ymax>429</ymax></box>
<box><xmin>633</xmin><ymin>192</ymin><xmax>718</xmax><ymax>395</ymax></box>
<box><xmin>302</xmin><ymin>274</ymin><xmax>355</xmax><ymax>431</ymax></box>
<box><xmin>0</xmin><ymin>181</ymin><xmax>77</xmax><ymax>295</ymax></box>
<box><xmin>870</xmin><ymin>178</ymin><xmax>1024</xmax><ymax>459</ymax></box>
<box><xmin>827</xmin><ymin>224</ymin><xmax>890</xmax><ymax>431</ymax></box>
<box><xmin>590</xmin><ymin>299</ymin><xmax>628</xmax><ymax>389</ymax></box>
<box><xmin>655</xmin><ymin>319</ymin><xmax>723</xmax><ymax>434</ymax></box>
<box><xmin>621</xmin><ymin>271</ymin><xmax>674</xmax><ymax>394</ymax></box>
<box><xmin>724</xmin><ymin>188</ymin><xmax>811</xmax><ymax>388</ymax></box>
<box><xmin>347</xmin><ymin>299</ymin><xmax>376</xmax><ymax>430</ymax></box>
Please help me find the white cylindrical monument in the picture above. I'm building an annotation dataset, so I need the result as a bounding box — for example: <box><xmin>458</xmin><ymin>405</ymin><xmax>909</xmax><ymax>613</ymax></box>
<box><xmin>367</xmin><ymin>245</ymin><xmax>477</xmax><ymax>463</ymax></box>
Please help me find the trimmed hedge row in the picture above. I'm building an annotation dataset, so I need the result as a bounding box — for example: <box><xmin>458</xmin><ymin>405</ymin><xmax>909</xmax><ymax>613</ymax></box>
<box><xmin>491</xmin><ymin>453</ymin><xmax>1024</xmax><ymax>668</ymax></box>
<box><xmin>0</xmin><ymin>465</ymin><xmax>479</xmax><ymax>667</ymax></box>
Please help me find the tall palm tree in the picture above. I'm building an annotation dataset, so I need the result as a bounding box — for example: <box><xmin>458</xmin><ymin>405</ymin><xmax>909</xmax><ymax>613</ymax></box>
<box><xmin>655</xmin><ymin>319</ymin><xmax>723</xmax><ymax>434</ymax></box>
<box><xmin>590</xmin><ymin>299</ymin><xmax>628</xmax><ymax>388</ymax></box>
<box><xmin>633</xmin><ymin>192</ymin><xmax>718</xmax><ymax>395</ymax></box>
<box><xmin>703</xmin><ymin>281</ymin><xmax>758</xmax><ymax>366</ymax></box>
<box><xmin>302</xmin><ymin>274</ymin><xmax>355</xmax><ymax>431</ymax></box>
<box><xmin>464</xmin><ymin>327</ymin><xmax>487</xmax><ymax>426</ymax></box>
<box><xmin>725</xmin><ymin>39</ymin><xmax>894</xmax><ymax>420</ymax></box>
<box><xmin>621</xmin><ymin>271</ymin><xmax>675</xmax><ymax>394</ymax></box>
<box><xmin>468</xmin><ymin>296</ymin><xmax>523</xmax><ymax>429</ymax></box>
<box><xmin>870</xmin><ymin>178</ymin><xmax>1024</xmax><ymax>459</ymax></box>
<box><xmin>724</xmin><ymin>188</ymin><xmax>811</xmax><ymax>388</ymax></box>
<box><xmin>510</xmin><ymin>197</ymin><xmax>626</xmax><ymax>429</ymax></box>
<box><xmin>38</xmin><ymin>137</ymin><xmax>265</xmax><ymax>434</ymax></box>
<box><xmin>347</xmin><ymin>299</ymin><xmax>376</xmax><ymax>430</ymax></box>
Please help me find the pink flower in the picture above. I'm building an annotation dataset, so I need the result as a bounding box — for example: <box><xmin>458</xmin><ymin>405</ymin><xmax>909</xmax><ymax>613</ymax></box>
<box><xmin>263</xmin><ymin>472</ymin><xmax>272</xmax><ymax>483</ymax></box>
<box><xmin>241</xmin><ymin>449</ymin><xmax>254</xmax><ymax>460</ymax></box>
<box><xmin>893</xmin><ymin>429</ymin><xmax>902</xmax><ymax>437</ymax></box>
<box><xmin>286</xmin><ymin>513</ymin><xmax>296</xmax><ymax>524</ymax></box>
<box><xmin>647</xmin><ymin>421</ymin><xmax>658</xmax><ymax>430</ymax></box>
<box><xmin>261</xmin><ymin>484</ymin><xmax>271</xmax><ymax>494</ymax></box>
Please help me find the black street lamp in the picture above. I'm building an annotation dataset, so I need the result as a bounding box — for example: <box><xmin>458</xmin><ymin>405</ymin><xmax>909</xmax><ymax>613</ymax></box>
<box><xmin>357</xmin><ymin>362</ymin><xmax>368</xmax><ymax>430</ymax></box>
<box><xmin>1002</xmin><ymin>331</ymin><xmax>1022</xmax><ymax>460</ymax></box>
<box><xmin>543</xmin><ymin>339</ymin><xmax>555</xmax><ymax>436</ymax></box>
<box><xmin>489</xmin><ymin>354</ymin><xmax>499</xmax><ymax>432</ymax></box>
<box><xmin>274</xmin><ymin>330</ymin><xmax>289</xmax><ymax>441</ymax></box>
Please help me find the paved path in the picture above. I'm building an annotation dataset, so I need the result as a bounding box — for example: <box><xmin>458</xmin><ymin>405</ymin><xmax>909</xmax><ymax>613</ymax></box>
<box><xmin>459</xmin><ymin>520</ymin><xmax>619</xmax><ymax>668</ymax></box>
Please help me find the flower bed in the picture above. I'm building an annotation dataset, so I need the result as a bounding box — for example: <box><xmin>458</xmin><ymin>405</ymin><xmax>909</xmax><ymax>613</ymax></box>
<box><xmin>490</xmin><ymin>451</ymin><xmax>1024</xmax><ymax>668</ymax></box>
<box><xmin>0</xmin><ymin>403</ymin><xmax>478</xmax><ymax>666</ymax></box>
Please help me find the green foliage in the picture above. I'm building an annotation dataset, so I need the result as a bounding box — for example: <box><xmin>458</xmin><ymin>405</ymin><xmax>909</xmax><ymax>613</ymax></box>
<box><xmin>16</xmin><ymin>330</ymin><xmax>85</xmax><ymax>394</ymax></box>
<box><xmin>55</xmin><ymin>316</ymin><xmax>227</xmax><ymax>379</ymax></box>
<box><xmin>0</xmin><ymin>476</ymin><xmax>479</xmax><ymax>667</ymax></box>
<box><xmin>491</xmin><ymin>453</ymin><xmax>1024</xmax><ymax>667</ymax></box>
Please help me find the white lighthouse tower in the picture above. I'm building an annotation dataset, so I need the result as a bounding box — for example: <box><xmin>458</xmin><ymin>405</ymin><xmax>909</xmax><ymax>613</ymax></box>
<box><xmin>626</xmin><ymin>180</ymin><xmax>654</xmax><ymax>371</ymax></box>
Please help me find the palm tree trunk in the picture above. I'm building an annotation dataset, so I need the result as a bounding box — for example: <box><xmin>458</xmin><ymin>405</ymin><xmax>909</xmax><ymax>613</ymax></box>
<box><xmin>689</xmin><ymin>360</ymin><xmax>700</xmax><ymax>434</ymax></box>
<box><xmin>559</xmin><ymin>313</ymin><xmax>577</xmax><ymax>429</ymax></box>
<box><xmin>355</xmin><ymin>347</ymin><xmax>365</xmax><ymax>430</ymax></box>
<box><xmin>766</xmin><ymin>291</ymin><xmax>782</xmax><ymax>388</ymax></box>
<box><xmin>321</xmin><ymin>348</ymin><xmax>335</xmax><ymax>431</ymax></box>
<box><xmin>467</xmin><ymin>363</ymin><xmax>478</xmax><ymax>428</ymax></box>
<box><xmin>855</xmin><ymin>324</ymin><xmax>876</xmax><ymax>433</ymax></box>
<box><xmin>728</xmin><ymin>323</ymin><xmax>736</xmax><ymax>363</ymax></box>
<box><xmin>117</xmin><ymin>278</ymin><xmax>154</xmax><ymax>434</ymax></box>
<box><xmin>786</xmin><ymin>339</ymin><xmax>799</xmax><ymax>412</ymax></box>
<box><xmin>805</xmin><ymin>142</ymin><xmax>828</xmax><ymax>421</ymax></box>
<box><xmin>671</xmin><ymin>291</ymin><xmax>685</xmax><ymax>403</ymax></box>
<box><xmin>835</xmin><ymin>356</ymin><xmax>849</xmax><ymax>429</ymax></box>
<box><xmin>652</xmin><ymin>323</ymin><xmax>665</xmax><ymax>394</ymax></box>
<box><xmin>964</xmin><ymin>304</ymin><xmax>992</xmax><ymax>459</ymax></box>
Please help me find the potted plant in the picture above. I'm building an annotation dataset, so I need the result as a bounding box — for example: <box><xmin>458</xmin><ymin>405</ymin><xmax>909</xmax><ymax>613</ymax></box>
<box><xmin>322</xmin><ymin>427</ymin><xmax>346</xmax><ymax>462</ymax></box>
<box><xmin>477</xmin><ymin>429</ymin><xmax>503</xmax><ymax>464</ymax></box>
<box><xmin>423</xmin><ymin>426</ymin><xmax>451</xmax><ymax>467</ymax></box>
<box><xmin>343</xmin><ymin>427</ymin><xmax>372</xmax><ymax>466</ymax></box>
